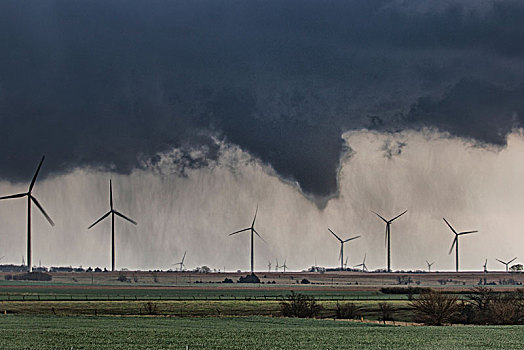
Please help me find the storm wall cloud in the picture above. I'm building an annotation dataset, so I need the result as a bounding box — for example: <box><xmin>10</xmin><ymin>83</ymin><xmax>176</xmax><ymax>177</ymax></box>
<box><xmin>2</xmin><ymin>0</ymin><xmax>524</xmax><ymax>198</ymax></box>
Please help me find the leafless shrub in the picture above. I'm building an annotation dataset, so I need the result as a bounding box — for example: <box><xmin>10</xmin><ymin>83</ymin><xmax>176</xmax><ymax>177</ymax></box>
<box><xmin>280</xmin><ymin>291</ymin><xmax>323</xmax><ymax>318</ymax></box>
<box><xmin>378</xmin><ymin>302</ymin><xmax>395</xmax><ymax>323</ymax></box>
<box><xmin>335</xmin><ymin>302</ymin><xmax>362</xmax><ymax>319</ymax></box>
<box><xmin>410</xmin><ymin>291</ymin><xmax>459</xmax><ymax>325</ymax></box>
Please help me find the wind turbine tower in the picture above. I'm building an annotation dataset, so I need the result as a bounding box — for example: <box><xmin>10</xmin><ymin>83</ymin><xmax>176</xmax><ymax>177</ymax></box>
<box><xmin>443</xmin><ymin>218</ymin><xmax>477</xmax><ymax>272</ymax></box>
<box><xmin>227</xmin><ymin>205</ymin><xmax>265</xmax><ymax>274</ymax></box>
<box><xmin>328</xmin><ymin>228</ymin><xmax>360</xmax><ymax>271</ymax></box>
<box><xmin>88</xmin><ymin>180</ymin><xmax>137</xmax><ymax>272</ymax></box>
<box><xmin>372</xmin><ymin>210</ymin><xmax>407</xmax><ymax>272</ymax></box>
<box><xmin>483</xmin><ymin>259</ymin><xmax>488</xmax><ymax>273</ymax></box>
<box><xmin>0</xmin><ymin>156</ymin><xmax>55</xmax><ymax>272</ymax></box>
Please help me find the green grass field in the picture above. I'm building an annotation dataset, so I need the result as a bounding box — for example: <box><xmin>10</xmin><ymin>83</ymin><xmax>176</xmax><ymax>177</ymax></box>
<box><xmin>0</xmin><ymin>315</ymin><xmax>522</xmax><ymax>349</ymax></box>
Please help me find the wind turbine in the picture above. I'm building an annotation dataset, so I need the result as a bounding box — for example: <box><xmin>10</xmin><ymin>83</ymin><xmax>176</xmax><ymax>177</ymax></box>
<box><xmin>426</xmin><ymin>260</ymin><xmax>435</xmax><ymax>272</ymax></box>
<box><xmin>227</xmin><ymin>205</ymin><xmax>265</xmax><ymax>274</ymax></box>
<box><xmin>496</xmin><ymin>257</ymin><xmax>517</xmax><ymax>272</ymax></box>
<box><xmin>354</xmin><ymin>254</ymin><xmax>368</xmax><ymax>272</ymax></box>
<box><xmin>328</xmin><ymin>228</ymin><xmax>360</xmax><ymax>271</ymax></box>
<box><xmin>483</xmin><ymin>259</ymin><xmax>488</xmax><ymax>273</ymax></box>
<box><xmin>281</xmin><ymin>259</ymin><xmax>288</xmax><ymax>272</ymax></box>
<box><xmin>88</xmin><ymin>180</ymin><xmax>137</xmax><ymax>272</ymax></box>
<box><xmin>268</xmin><ymin>260</ymin><xmax>272</xmax><ymax>272</ymax></box>
<box><xmin>443</xmin><ymin>218</ymin><xmax>477</xmax><ymax>272</ymax></box>
<box><xmin>0</xmin><ymin>156</ymin><xmax>55</xmax><ymax>272</ymax></box>
<box><xmin>174</xmin><ymin>251</ymin><xmax>187</xmax><ymax>271</ymax></box>
<box><xmin>275</xmin><ymin>258</ymin><xmax>279</xmax><ymax>272</ymax></box>
<box><xmin>372</xmin><ymin>210</ymin><xmax>407</xmax><ymax>272</ymax></box>
<box><xmin>344</xmin><ymin>257</ymin><xmax>349</xmax><ymax>270</ymax></box>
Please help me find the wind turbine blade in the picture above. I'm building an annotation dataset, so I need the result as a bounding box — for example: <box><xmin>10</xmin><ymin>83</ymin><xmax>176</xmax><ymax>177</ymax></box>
<box><xmin>88</xmin><ymin>211</ymin><xmax>111</xmax><ymax>229</ymax></box>
<box><xmin>328</xmin><ymin>228</ymin><xmax>343</xmax><ymax>242</ymax></box>
<box><xmin>251</xmin><ymin>204</ymin><xmax>258</xmax><ymax>228</ymax></box>
<box><xmin>30</xmin><ymin>196</ymin><xmax>55</xmax><ymax>226</ymax></box>
<box><xmin>448</xmin><ymin>237</ymin><xmax>457</xmax><ymax>255</ymax></box>
<box><xmin>339</xmin><ymin>246</ymin><xmax>342</xmax><ymax>261</ymax></box>
<box><xmin>109</xmin><ymin>179</ymin><xmax>113</xmax><ymax>210</ymax></box>
<box><xmin>114</xmin><ymin>211</ymin><xmax>137</xmax><ymax>225</ymax></box>
<box><xmin>508</xmin><ymin>257</ymin><xmax>517</xmax><ymax>265</ymax></box>
<box><xmin>458</xmin><ymin>230</ymin><xmax>478</xmax><ymax>235</ymax></box>
<box><xmin>390</xmin><ymin>210</ymin><xmax>408</xmax><ymax>222</ymax></box>
<box><xmin>345</xmin><ymin>257</ymin><xmax>348</xmax><ymax>265</ymax></box>
<box><xmin>353</xmin><ymin>263</ymin><xmax>363</xmax><ymax>268</ymax></box>
<box><xmin>0</xmin><ymin>192</ymin><xmax>27</xmax><ymax>200</ymax></box>
<box><xmin>496</xmin><ymin>258</ymin><xmax>505</xmax><ymax>265</ymax></box>
<box><xmin>443</xmin><ymin>218</ymin><xmax>457</xmax><ymax>234</ymax></box>
<box><xmin>253</xmin><ymin>228</ymin><xmax>267</xmax><ymax>244</ymax></box>
<box><xmin>363</xmin><ymin>254</ymin><xmax>366</xmax><ymax>263</ymax></box>
<box><xmin>343</xmin><ymin>235</ymin><xmax>361</xmax><ymax>243</ymax></box>
<box><xmin>28</xmin><ymin>156</ymin><xmax>45</xmax><ymax>193</ymax></box>
<box><xmin>425</xmin><ymin>260</ymin><xmax>429</xmax><ymax>265</ymax></box>
<box><xmin>182</xmin><ymin>251</ymin><xmax>186</xmax><ymax>264</ymax></box>
<box><xmin>228</xmin><ymin>227</ymin><xmax>251</xmax><ymax>236</ymax></box>
<box><xmin>371</xmin><ymin>211</ymin><xmax>388</xmax><ymax>223</ymax></box>
<box><xmin>385</xmin><ymin>226</ymin><xmax>388</xmax><ymax>247</ymax></box>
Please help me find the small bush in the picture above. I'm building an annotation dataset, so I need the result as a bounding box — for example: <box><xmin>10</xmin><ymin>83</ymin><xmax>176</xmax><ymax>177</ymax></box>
<box><xmin>380</xmin><ymin>286</ymin><xmax>431</xmax><ymax>295</ymax></box>
<box><xmin>280</xmin><ymin>291</ymin><xmax>323</xmax><ymax>318</ymax></box>
<box><xmin>378</xmin><ymin>302</ymin><xmax>395</xmax><ymax>323</ymax></box>
<box><xmin>13</xmin><ymin>272</ymin><xmax>52</xmax><ymax>281</ymax></box>
<box><xmin>335</xmin><ymin>302</ymin><xmax>362</xmax><ymax>319</ymax></box>
<box><xmin>117</xmin><ymin>273</ymin><xmax>129</xmax><ymax>282</ymax></box>
<box><xmin>143</xmin><ymin>302</ymin><xmax>158</xmax><ymax>315</ymax></box>
<box><xmin>410</xmin><ymin>291</ymin><xmax>459</xmax><ymax>325</ymax></box>
<box><xmin>223</xmin><ymin>278</ymin><xmax>234</xmax><ymax>283</ymax></box>
<box><xmin>238</xmin><ymin>274</ymin><xmax>260</xmax><ymax>283</ymax></box>
<box><xmin>300</xmin><ymin>278</ymin><xmax>311</xmax><ymax>284</ymax></box>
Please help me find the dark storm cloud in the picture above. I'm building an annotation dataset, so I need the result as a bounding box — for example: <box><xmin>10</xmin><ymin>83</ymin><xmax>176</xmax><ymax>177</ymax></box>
<box><xmin>1</xmin><ymin>0</ymin><xmax>524</xmax><ymax>197</ymax></box>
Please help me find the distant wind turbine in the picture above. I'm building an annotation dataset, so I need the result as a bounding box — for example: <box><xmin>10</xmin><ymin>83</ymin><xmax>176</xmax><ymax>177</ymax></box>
<box><xmin>227</xmin><ymin>205</ymin><xmax>265</xmax><ymax>274</ymax></box>
<box><xmin>174</xmin><ymin>251</ymin><xmax>187</xmax><ymax>271</ymax></box>
<box><xmin>275</xmin><ymin>258</ymin><xmax>279</xmax><ymax>272</ymax></box>
<box><xmin>354</xmin><ymin>254</ymin><xmax>368</xmax><ymax>272</ymax></box>
<box><xmin>372</xmin><ymin>210</ymin><xmax>407</xmax><ymax>272</ymax></box>
<box><xmin>496</xmin><ymin>257</ymin><xmax>517</xmax><ymax>272</ymax></box>
<box><xmin>344</xmin><ymin>257</ymin><xmax>349</xmax><ymax>270</ymax></box>
<box><xmin>443</xmin><ymin>218</ymin><xmax>477</xmax><ymax>272</ymax></box>
<box><xmin>0</xmin><ymin>156</ymin><xmax>55</xmax><ymax>272</ymax></box>
<box><xmin>483</xmin><ymin>259</ymin><xmax>488</xmax><ymax>273</ymax></box>
<box><xmin>88</xmin><ymin>180</ymin><xmax>137</xmax><ymax>272</ymax></box>
<box><xmin>328</xmin><ymin>228</ymin><xmax>360</xmax><ymax>271</ymax></box>
<box><xmin>425</xmin><ymin>260</ymin><xmax>435</xmax><ymax>272</ymax></box>
<box><xmin>268</xmin><ymin>260</ymin><xmax>271</xmax><ymax>272</ymax></box>
<box><xmin>281</xmin><ymin>259</ymin><xmax>288</xmax><ymax>272</ymax></box>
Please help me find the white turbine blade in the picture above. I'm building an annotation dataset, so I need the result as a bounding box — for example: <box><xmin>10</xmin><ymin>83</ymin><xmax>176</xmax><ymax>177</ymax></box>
<box><xmin>109</xmin><ymin>179</ymin><xmax>113</xmax><ymax>210</ymax></box>
<box><xmin>384</xmin><ymin>226</ymin><xmax>388</xmax><ymax>247</ymax></box>
<box><xmin>371</xmin><ymin>211</ymin><xmax>388</xmax><ymax>223</ymax></box>
<box><xmin>448</xmin><ymin>237</ymin><xmax>457</xmax><ymax>255</ymax></box>
<box><xmin>88</xmin><ymin>211</ymin><xmax>111</xmax><ymax>229</ymax></box>
<box><xmin>328</xmin><ymin>228</ymin><xmax>343</xmax><ymax>242</ymax></box>
<box><xmin>253</xmin><ymin>228</ymin><xmax>267</xmax><ymax>244</ymax></box>
<box><xmin>343</xmin><ymin>235</ymin><xmax>361</xmax><ymax>243</ymax></box>
<box><xmin>228</xmin><ymin>227</ymin><xmax>250</xmax><ymax>236</ymax></box>
<box><xmin>181</xmin><ymin>251</ymin><xmax>186</xmax><ymax>264</ymax></box>
<box><xmin>458</xmin><ymin>230</ymin><xmax>478</xmax><ymax>235</ymax></box>
<box><xmin>114</xmin><ymin>211</ymin><xmax>137</xmax><ymax>225</ymax></box>
<box><xmin>496</xmin><ymin>258</ymin><xmax>505</xmax><ymax>265</ymax></box>
<box><xmin>251</xmin><ymin>204</ymin><xmax>258</xmax><ymax>227</ymax></box>
<box><xmin>390</xmin><ymin>210</ymin><xmax>408</xmax><ymax>222</ymax></box>
<box><xmin>508</xmin><ymin>257</ymin><xmax>517</xmax><ymax>265</ymax></box>
<box><xmin>31</xmin><ymin>196</ymin><xmax>55</xmax><ymax>226</ymax></box>
<box><xmin>353</xmin><ymin>263</ymin><xmax>363</xmax><ymax>268</ymax></box>
<box><xmin>28</xmin><ymin>155</ymin><xmax>45</xmax><ymax>193</ymax></box>
<box><xmin>443</xmin><ymin>218</ymin><xmax>457</xmax><ymax>234</ymax></box>
<box><xmin>0</xmin><ymin>192</ymin><xmax>27</xmax><ymax>200</ymax></box>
